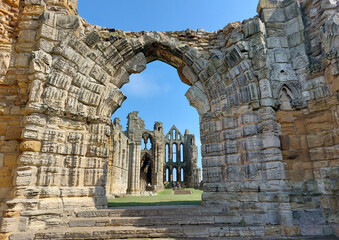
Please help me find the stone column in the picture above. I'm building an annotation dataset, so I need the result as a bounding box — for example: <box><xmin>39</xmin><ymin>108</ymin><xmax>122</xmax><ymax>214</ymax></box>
<box><xmin>153</xmin><ymin>144</ymin><xmax>158</xmax><ymax>186</ymax></box>
<box><xmin>157</xmin><ymin>143</ymin><xmax>164</xmax><ymax>189</ymax></box>
<box><xmin>127</xmin><ymin>142</ymin><xmax>141</xmax><ymax>195</ymax></box>
<box><xmin>169</xmin><ymin>168</ymin><xmax>173</xmax><ymax>183</ymax></box>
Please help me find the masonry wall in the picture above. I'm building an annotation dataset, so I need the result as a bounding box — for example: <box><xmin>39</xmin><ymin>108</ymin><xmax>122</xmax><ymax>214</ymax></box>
<box><xmin>107</xmin><ymin>117</ymin><xmax>199</xmax><ymax>195</ymax></box>
<box><xmin>164</xmin><ymin>127</ymin><xmax>200</xmax><ymax>188</ymax></box>
<box><xmin>274</xmin><ymin>0</ymin><xmax>339</xmax><ymax>232</ymax></box>
<box><xmin>106</xmin><ymin>120</ymin><xmax>129</xmax><ymax>197</ymax></box>
<box><xmin>183</xmin><ymin>131</ymin><xmax>199</xmax><ymax>187</ymax></box>
<box><xmin>0</xmin><ymin>0</ymin><xmax>27</xmax><ymax>234</ymax></box>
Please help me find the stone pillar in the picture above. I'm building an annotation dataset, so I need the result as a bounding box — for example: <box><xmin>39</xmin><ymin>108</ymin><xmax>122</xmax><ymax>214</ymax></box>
<box><xmin>169</xmin><ymin>168</ymin><xmax>173</xmax><ymax>183</ymax></box>
<box><xmin>152</xmin><ymin>143</ymin><xmax>164</xmax><ymax>190</ymax></box>
<box><xmin>157</xmin><ymin>144</ymin><xmax>164</xmax><ymax>189</ymax></box>
<box><xmin>127</xmin><ymin>142</ymin><xmax>141</xmax><ymax>195</ymax></box>
<box><xmin>153</xmin><ymin>144</ymin><xmax>158</xmax><ymax>186</ymax></box>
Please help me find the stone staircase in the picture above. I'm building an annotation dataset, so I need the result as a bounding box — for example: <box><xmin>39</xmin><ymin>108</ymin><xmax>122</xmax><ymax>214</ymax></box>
<box><xmin>9</xmin><ymin>205</ymin><xmax>338</xmax><ymax>239</ymax></box>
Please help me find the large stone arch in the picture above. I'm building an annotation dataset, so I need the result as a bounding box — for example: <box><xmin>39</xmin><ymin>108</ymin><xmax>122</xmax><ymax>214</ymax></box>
<box><xmin>4</xmin><ymin>9</ymin><xmax>284</xmax><ymax>232</ymax></box>
<box><xmin>0</xmin><ymin>4</ymin><xmax>292</xmax><ymax>234</ymax></box>
<box><xmin>2</xmin><ymin>11</ymin><xmax>216</xmax><ymax>232</ymax></box>
<box><xmin>110</xmin><ymin>32</ymin><xmax>212</xmax><ymax>116</ymax></box>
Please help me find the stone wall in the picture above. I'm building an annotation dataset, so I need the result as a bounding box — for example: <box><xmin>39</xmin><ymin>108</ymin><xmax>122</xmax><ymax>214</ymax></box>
<box><xmin>106</xmin><ymin>118</ymin><xmax>129</xmax><ymax>197</ymax></box>
<box><xmin>164</xmin><ymin>126</ymin><xmax>200</xmax><ymax>188</ymax></box>
<box><xmin>0</xmin><ymin>0</ymin><xmax>37</xmax><ymax>234</ymax></box>
<box><xmin>183</xmin><ymin>129</ymin><xmax>199</xmax><ymax>187</ymax></box>
<box><xmin>0</xmin><ymin>0</ymin><xmax>338</xmax><ymax>238</ymax></box>
<box><xmin>275</xmin><ymin>0</ymin><xmax>339</xmax><ymax>233</ymax></box>
<box><xmin>107</xmin><ymin>113</ymin><xmax>200</xmax><ymax>196</ymax></box>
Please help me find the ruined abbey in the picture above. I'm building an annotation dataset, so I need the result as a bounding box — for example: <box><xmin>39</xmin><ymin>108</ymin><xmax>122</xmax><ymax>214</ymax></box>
<box><xmin>106</xmin><ymin>111</ymin><xmax>201</xmax><ymax>197</ymax></box>
<box><xmin>0</xmin><ymin>0</ymin><xmax>339</xmax><ymax>239</ymax></box>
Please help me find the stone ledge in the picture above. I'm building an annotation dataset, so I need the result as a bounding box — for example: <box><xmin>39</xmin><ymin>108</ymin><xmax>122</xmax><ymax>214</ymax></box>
<box><xmin>173</xmin><ymin>190</ymin><xmax>192</xmax><ymax>195</ymax></box>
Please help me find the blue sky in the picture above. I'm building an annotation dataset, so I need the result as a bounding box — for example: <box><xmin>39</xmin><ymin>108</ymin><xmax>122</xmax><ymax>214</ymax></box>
<box><xmin>78</xmin><ymin>1</ymin><xmax>258</xmax><ymax>171</ymax></box>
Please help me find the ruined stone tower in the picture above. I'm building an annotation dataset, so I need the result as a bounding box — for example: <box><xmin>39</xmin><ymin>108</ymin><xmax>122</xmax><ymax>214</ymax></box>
<box><xmin>164</xmin><ymin>126</ymin><xmax>200</xmax><ymax>188</ymax></box>
<box><xmin>106</xmin><ymin>112</ymin><xmax>201</xmax><ymax>197</ymax></box>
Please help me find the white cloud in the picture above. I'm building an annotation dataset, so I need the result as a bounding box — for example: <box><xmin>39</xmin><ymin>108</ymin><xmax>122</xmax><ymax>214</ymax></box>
<box><xmin>123</xmin><ymin>74</ymin><xmax>171</xmax><ymax>98</ymax></box>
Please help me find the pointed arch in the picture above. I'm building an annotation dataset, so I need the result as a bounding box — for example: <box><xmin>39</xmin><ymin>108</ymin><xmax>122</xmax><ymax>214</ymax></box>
<box><xmin>272</xmin><ymin>82</ymin><xmax>303</xmax><ymax>110</ymax></box>
<box><xmin>278</xmin><ymin>86</ymin><xmax>294</xmax><ymax>110</ymax></box>
<box><xmin>172</xmin><ymin>143</ymin><xmax>177</xmax><ymax>163</ymax></box>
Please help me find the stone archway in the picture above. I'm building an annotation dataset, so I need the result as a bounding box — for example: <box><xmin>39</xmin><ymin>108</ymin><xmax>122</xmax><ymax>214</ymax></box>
<box><xmin>140</xmin><ymin>152</ymin><xmax>153</xmax><ymax>188</ymax></box>
<box><xmin>0</xmin><ymin>7</ymin><xmax>290</xmax><ymax>234</ymax></box>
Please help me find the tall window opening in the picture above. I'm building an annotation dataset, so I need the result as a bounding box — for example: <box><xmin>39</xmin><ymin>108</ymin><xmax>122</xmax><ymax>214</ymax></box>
<box><xmin>173</xmin><ymin>168</ymin><xmax>177</xmax><ymax>182</ymax></box>
<box><xmin>141</xmin><ymin>139</ymin><xmax>146</xmax><ymax>150</ymax></box>
<box><xmin>180</xmin><ymin>144</ymin><xmax>184</xmax><ymax>162</ymax></box>
<box><xmin>146</xmin><ymin>138</ymin><xmax>151</xmax><ymax>150</ymax></box>
<box><xmin>172</xmin><ymin>143</ymin><xmax>177</xmax><ymax>163</ymax></box>
<box><xmin>165</xmin><ymin>144</ymin><xmax>169</xmax><ymax>163</ymax></box>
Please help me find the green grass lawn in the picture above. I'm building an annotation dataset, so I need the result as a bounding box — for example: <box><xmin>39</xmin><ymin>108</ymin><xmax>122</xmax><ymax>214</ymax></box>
<box><xmin>108</xmin><ymin>188</ymin><xmax>203</xmax><ymax>207</ymax></box>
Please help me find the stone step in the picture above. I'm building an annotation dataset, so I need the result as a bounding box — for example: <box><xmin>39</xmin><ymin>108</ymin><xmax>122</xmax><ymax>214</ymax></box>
<box><xmin>10</xmin><ymin>224</ymin><xmax>338</xmax><ymax>240</ymax></box>
<box><xmin>10</xmin><ymin>224</ymin><xmax>269</xmax><ymax>239</ymax></box>
<box><xmin>107</xmin><ymin>238</ymin><xmax>339</xmax><ymax>240</ymax></box>
<box><xmin>76</xmin><ymin>205</ymin><xmax>228</xmax><ymax>218</ymax></box>
<box><xmin>68</xmin><ymin>214</ymin><xmax>243</xmax><ymax>228</ymax></box>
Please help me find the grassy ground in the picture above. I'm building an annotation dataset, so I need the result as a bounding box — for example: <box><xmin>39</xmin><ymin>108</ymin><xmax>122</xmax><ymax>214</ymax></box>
<box><xmin>108</xmin><ymin>188</ymin><xmax>203</xmax><ymax>207</ymax></box>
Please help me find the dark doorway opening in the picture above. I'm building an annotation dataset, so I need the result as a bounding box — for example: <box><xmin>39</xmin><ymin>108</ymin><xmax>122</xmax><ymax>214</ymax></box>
<box><xmin>140</xmin><ymin>153</ymin><xmax>153</xmax><ymax>188</ymax></box>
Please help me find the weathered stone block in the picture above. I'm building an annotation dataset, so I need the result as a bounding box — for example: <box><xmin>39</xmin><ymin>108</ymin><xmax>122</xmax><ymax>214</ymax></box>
<box><xmin>266</xmin><ymin>37</ymin><xmax>288</xmax><ymax>48</ymax></box>
<box><xmin>124</xmin><ymin>52</ymin><xmax>146</xmax><ymax>74</ymax></box>
<box><xmin>182</xmin><ymin>65</ymin><xmax>199</xmax><ymax>84</ymax></box>
<box><xmin>244</xmin><ymin>213</ymin><xmax>268</xmax><ymax>224</ymax></box>
<box><xmin>259</xmin><ymin>79</ymin><xmax>273</xmax><ymax>98</ymax></box>
<box><xmin>287</xmin><ymin>31</ymin><xmax>304</xmax><ymax>48</ymax></box>
<box><xmin>285</xmin><ymin>16</ymin><xmax>304</xmax><ymax>36</ymax></box>
<box><xmin>84</xmin><ymin>31</ymin><xmax>101</xmax><ymax>47</ymax></box>
<box><xmin>267</xmin><ymin>167</ymin><xmax>286</xmax><ymax>180</ymax></box>
<box><xmin>244</xmin><ymin>18</ymin><xmax>265</xmax><ymax>37</ymax></box>
<box><xmin>257</xmin><ymin>0</ymin><xmax>284</xmax><ymax>13</ymax></box>
<box><xmin>20</xmin><ymin>141</ymin><xmax>41</xmax><ymax>152</ymax></box>
<box><xmin>284</xmin><ymin>2</ymin><xmax>300</xmax><ymax>21</ymax></box>
<box><xmin>47</xmin><ymin>72</ymin><xmax>72</xmax><ymax>90</ymax></box>
<box><xmin>15</xmin><ymin>54</ymin><xmax>30</xmax><ymax>67</ymax></box>
<box><xmin>3</xmin><ymin>154</ymin><xmax>18</xmax><ymax>167</ymax></box>
<box><xmin>224</xmin><ymin>47</ymin><xmax>244</xmax><ymax>69</ymax></box>
<box><xmin>5</xmin><ymin>127</ymin><xmax>22</xmax><ymax>140</ymax></box>
<box><xmin>36</xmin><ymin>24</ymin><xmax>57</xmax><ymax>41</ymax></box>
<box><xmin>68</xmin><ymin>219</ymin><xmax>96</xmax><ymax>227</ymax></box>
<box><xmin>300</xmin><ymin>225</ymin><xmax>325</xmax><ymax>236</ymax></box>
<box><xmin>243</xmin><ymin>136</ymin><xmax>263</xmax><ymax>151</ymax></box>
<box><xmin>192</xmin><ymin>58</ymin><xmax>208</xmax><ymax>74</ymax></box>
<box><xmin>261</xmin><ymin>8</ymin><xmax>286</xmax><ymax>22</ymax></box>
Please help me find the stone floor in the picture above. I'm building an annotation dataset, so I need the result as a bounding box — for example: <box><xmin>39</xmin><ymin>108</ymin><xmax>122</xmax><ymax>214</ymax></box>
<box><xmin>8</xmin><ymin>205</ymin><xmax>339</xmax><ymax>240</ymax></box>
<box><xmin>109</xmin><ymin>236</ymin><xmax>339</xmax><ymax>239</ymax></box>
